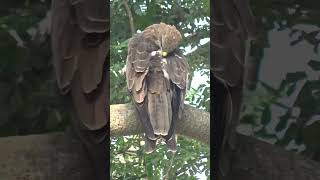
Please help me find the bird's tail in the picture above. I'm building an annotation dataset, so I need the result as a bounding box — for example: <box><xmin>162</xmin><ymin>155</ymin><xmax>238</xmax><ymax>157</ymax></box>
<box><xmin>147</xmin><ymin>90</ymin><xmax>172</xmax><ymax>137</ymax></box>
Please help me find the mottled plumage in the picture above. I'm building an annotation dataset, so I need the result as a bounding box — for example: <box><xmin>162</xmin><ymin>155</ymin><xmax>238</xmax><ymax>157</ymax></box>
<box><xmin>212</xmin><ymin>0</ymin><xmax>257</xmax><ymax>179</ymax></box>
<box><xmin>125</xmin><ymin>23</ymin><xmax>188</xmax><ymax>153</ymax></box>
<box><xmin>51</xmin><ymin>0</ymin><xmax>108</xmax><ymax>179</ymax></box>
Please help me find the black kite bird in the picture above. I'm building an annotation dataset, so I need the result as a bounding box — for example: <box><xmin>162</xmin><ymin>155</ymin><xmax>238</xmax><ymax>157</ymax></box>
<box><xmin>125</xmin><ymin>23</ymin><xmax>189</xmax><ymax>153</ymax></box>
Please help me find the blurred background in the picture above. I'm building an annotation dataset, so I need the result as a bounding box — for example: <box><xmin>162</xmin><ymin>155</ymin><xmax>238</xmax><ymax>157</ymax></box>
<box><xmin>0</xmin><ymin>1</ymin><xmax>68</xmax><ymax>137</ymax></box>
<box><xmin>239</xmin><ymin>0</ymin><xmax>320</xmax><ymax>162</ymax></box>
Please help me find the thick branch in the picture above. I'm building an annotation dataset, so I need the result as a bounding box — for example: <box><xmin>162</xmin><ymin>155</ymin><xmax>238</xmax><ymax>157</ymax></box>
<box><xmin>0</xmin><ymin>105</ymin><xmax>319</xmax><ymax>179</ymax></box>
<box><xmin>110</xmin><ymin>103</ymin><xmax>210</xmax><ymax>145</ymax></box>
<box><xmin>0</xmin><ymin>133</ymin><xmax>94</xmax><ymax>180</ymax></box>
<box><xmin>229</xmin><ymin>134</ymin><xmax>320</xmax><ymax>180</ymax></box>
<box><xmin>0</xmin><ymin>132</ymin><xmax>319</xmax><ymax>180</ymax></box>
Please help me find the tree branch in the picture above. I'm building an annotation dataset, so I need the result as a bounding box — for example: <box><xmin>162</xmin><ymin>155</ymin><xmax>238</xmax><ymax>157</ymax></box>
<box><xmin>121</xmin><ymin>0</ymin><xmax>135</xmax><ymax>36</ymax></box>
<box><xmin>110</xmin><ymin>103</ymin><xmax>210</xmax><ymax>145</ymax></box>
<box><xmin>0</xmin><ymin>132</ymin><xmax>319</xmax><ymax>180</ymax></box>
<box><xmin>0</xmin><ymin>133</ymin><xmax>95</xmax><ymax>180</ymax></box>
<box><xmin>228</xmin><ymin>134</ymin><xmax>320</xmax><ymax>180</ymax></box>
<box><xmin>0</xmin><ymin>104</ymin><xmax>319</xmax><ymax>179</ymax></box>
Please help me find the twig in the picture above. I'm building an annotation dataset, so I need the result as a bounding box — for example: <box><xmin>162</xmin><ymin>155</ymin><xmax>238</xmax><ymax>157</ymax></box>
<box><xmin>122</xmin><ymin>0</ymin><xmax>135</xmax><ymax>36</ymax></box>
<box><xmin>163</xmin><ymin>152</ymin><xmax>176</xmax><ymax>179</ymax></box>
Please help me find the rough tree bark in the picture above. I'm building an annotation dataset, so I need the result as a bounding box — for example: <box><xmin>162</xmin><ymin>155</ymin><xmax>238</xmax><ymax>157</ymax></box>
<box><xmin>0</xmin><ymin>133</ymin><xmax>94</xmax><ymax>180</ymax></box>
<box><xmin>110</xmin><ymin>103</ymin><xmax>210</xmax><ymax>145</ymax></box>
<box><xmin>0</xmin><ymin>104</ymin><xmax>319</xmax><ymax>180</ymax></box>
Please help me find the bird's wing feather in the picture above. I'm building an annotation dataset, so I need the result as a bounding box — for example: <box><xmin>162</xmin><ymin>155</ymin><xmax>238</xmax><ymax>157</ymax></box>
<box><xmin>126</xmin><ymin>34</ymin><xmax>156</xmax><ymax>103</ymax></box>
<box><xmin>51</xmin><ymin>0</ymin><xmax>108</xmax><ymax>94</ymax></box>
<box><xmin>51</xmin><ymin>0</ymin><xmax>108</xmax><ymax>130</ymax></box>
<box><xmin>126</xmin><ymin>34</ymin><xmax>158</xmax><ymax>141</ymax></box>
<box><xmin>70</xmin><ymin>0</ymin><xmax>108</xmax><ymax>33</ymax></box>
<box><xmin>73</xmin><ymin>0</ymin><xmax>108</xmax><ymax>93</ymax></box>
<box><xmin>51</xmin><ymin>0</ymin><xmax>78</xmax><ymax>94</ymax></box>
<box><xmin>77</xmin><ymin>35</ymin><xmax>108</xmax><ymax>93</ymax></box>
<box><xmin>167</xmin><ymin>52</ymin><xmax>189</xmax><ymax>90</ymax></box>
<box><xmin>164</xmin><ymin>52</ymin><xmax>188</xmax><ymax>140</ymax></box>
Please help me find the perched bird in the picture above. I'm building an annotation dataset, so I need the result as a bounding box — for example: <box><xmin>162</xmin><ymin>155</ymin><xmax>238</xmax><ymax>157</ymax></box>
<box><xmin>51</xmin><ymin>0</ymin><xmax>109</xmax><ymax>179</ymax></box>
<box><xmin>125</xmin><ymin>23</ymin><xmax>189</xmax><ymax>153</ymax></box>
<box><xmin>212</xmin><ymin>0</ymin><xmax>257</xmax><ymax>179</ymax></box>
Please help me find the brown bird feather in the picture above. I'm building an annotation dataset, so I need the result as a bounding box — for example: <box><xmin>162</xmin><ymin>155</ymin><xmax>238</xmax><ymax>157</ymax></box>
<box><xmin>51</xmin><ymin>0</ymin><xmax>108</xmax><ymax>179</ymax></box>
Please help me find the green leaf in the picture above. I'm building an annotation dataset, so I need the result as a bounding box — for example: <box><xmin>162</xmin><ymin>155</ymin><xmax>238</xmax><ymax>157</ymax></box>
<box><xmin>275</xmin><ymin>110</ymin><xmax>291</xmax><ymax>132</ymax></box>
<box><xmin>286</xmin><ymin>83</ymin><xmax>296</xmax><ymax>96</ymax></box>
<box><xmin>240</xmin><ymin>114</ymin><xmax>258</xmax><ymax>125</ymax></box>
<box><xmin>254</xmin><ymin>128</ymin><xmax>277</xmax><ymax>139</ymax></box>
<box><xmin>261</xmin><ymin>106</ymin><xmax>271</xmax><ymax>125</ymax></box>
<box><xmin>308</xmin><ymin>59</ymin><xmax>320</xmax><ymax>71</ymax></box>
<box><xmin>285</xmin><ymin>72</ymin><xmax>307</xmax><ymax>83</ymax></box>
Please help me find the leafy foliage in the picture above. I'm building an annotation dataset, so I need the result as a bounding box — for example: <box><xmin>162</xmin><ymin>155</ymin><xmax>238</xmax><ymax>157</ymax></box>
<box><xmin>0</xmin><ymin>0</ymin><xmax>69</xmax><ymax>136</ymax></box>
<box><xmin>240</xmin><ymin>0</ymin><xmax>320</xmax><ymax>162</ymax></box>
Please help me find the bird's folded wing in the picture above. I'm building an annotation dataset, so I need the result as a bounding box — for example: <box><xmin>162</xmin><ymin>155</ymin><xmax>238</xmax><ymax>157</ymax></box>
<box><xmin>167</xmin><ymin>52</ymin><xmax>188</xmax><ymax>119</ymax></box>
<box><xmin>51</xmin><ymin>0</ymin><xmax>78</xmax><ymax>94</ymax></box>
<box><xmin>71</xmin><ymin>0</ymin><xmax>108</xmax><ymax>33</ymax></box>
<box><xmin>126</xmin><ymin>34</ymin><xmax>153</xmax><ymax>103</ymax></box>
<box><xmin>51</xmin><ymin>0</ymin><xmax>108</xmax><ymax>130</ymax></box>
<box><xmin>167</xmin><ymin>53</ymin><xmax>188</xmax><ymax>90</ymax></box>
<box><xmin>51</xmin><ymin>0</ymin><xmax>108</xmax><ymax>94</ymax></box>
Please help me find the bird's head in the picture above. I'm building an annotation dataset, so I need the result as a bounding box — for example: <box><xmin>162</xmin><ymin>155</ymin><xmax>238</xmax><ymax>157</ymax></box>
<box><xmin>144</xmin><ymin>23</ymin><xmax>182</xmax><ymax>57</ymax></box>
<box><xmin>159</xmin><ymin>23</ymin><xmax>182</xmax><ymax>53</ymax></box>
